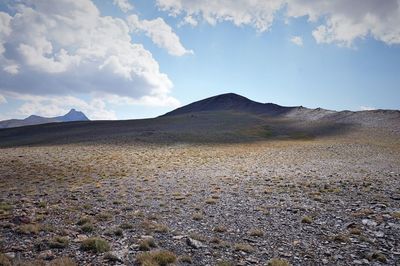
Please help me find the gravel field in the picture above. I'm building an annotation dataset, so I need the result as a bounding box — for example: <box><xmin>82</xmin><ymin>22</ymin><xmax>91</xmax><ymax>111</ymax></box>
<box><xmin>0</xmin><ymin>131</ymin><xmax>399</xmax><ymax>265</ymax></box>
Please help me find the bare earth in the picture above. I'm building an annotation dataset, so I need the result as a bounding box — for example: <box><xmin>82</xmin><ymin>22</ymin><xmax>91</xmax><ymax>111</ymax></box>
<box><xmin>0</xmin><ymin>130</ymin><xmax>399</xmax><ymax>265</ymax></box>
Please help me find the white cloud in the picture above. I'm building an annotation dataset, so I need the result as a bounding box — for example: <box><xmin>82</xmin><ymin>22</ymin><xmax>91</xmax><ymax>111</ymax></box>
<box><xmin>0</xmin><ymin>12</ymin><xmax>12</xmax><ymax>55</ymax></box>
<box><xmin>0</xmin><ymin>94</ymin><xmax>6</xmax><ymax>104</ymax></box>
<box><xmin>3</xmin><ymin>64</ymin><xmax>19</xmax><ymax>74</ymax></box>
<box><xmin>10</xmin><ymin>93</ymin><xmax>117</xmax><ymax>120</ymax></box>
<box><xmin>157</xmin><ymin>0</ymin><xmax>285</xmax><ymax>32</ymax></box>
<box><xmin>181</xmin><ymin>15</ymin><xmax>198</xmax><ymax>27</ymax></box>
<box><xmin>287</xmin><ymin>0</ymin><xmax>400</xmax><ymax>47</ymax></box>
<box><xmin>157</xmin><ymin>0</ymin><xmax>400</xmax><ymax>46</ymax></box>
<box><xmin>127</xmin><ymin>15</ymin><xmax>193</xmax><ymax>56</ymax></box>
<box><xmin>113</xmin><ymin>0</ymin><xmax>134</xmax><ymax>13</ymax></box>
<box><xmin>0</xmin><ymin>0</ymin><xmax>177</xmax><ymax>109</ymax></box>
<box><xmin>106</xmin><ymin>94</ymin><xmax>181</xmax><ymax>108</ymax></box>
<box><xmin>290</xmin><ymin>36</ymin><xmax>303</xmax><ymax>46</ymax></box>
<box><xmin>360</xmin><ymin>106</ymin><xmax>377</xmax><ymax>111</ymax></box>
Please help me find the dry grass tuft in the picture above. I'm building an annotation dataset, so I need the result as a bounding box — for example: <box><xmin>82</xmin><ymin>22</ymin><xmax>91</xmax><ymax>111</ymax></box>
<box><xmin>136</xmin><ymin>250</ymin><xmax>177</xmax><ymax>266</ymax></box>
<box><xmin>80</xmin><ymin>237</ymin><xmax>110</xmax><ymax>253</ymax></box>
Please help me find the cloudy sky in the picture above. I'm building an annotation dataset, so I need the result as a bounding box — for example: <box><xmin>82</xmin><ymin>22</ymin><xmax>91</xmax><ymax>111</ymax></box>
<box><xmin>0</xmin><ymin>0</ymin><xmax>400</xmax><ymax>120</ymax></box>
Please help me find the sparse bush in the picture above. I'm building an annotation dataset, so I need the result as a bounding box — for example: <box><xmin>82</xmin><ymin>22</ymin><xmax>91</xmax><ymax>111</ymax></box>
<box><xmin>114</xmin><ymin>228</ymin><xmax>123</xmax><ymax>237</ymax></box>
<box><xmin>213</xmin><ymin>225</ymin><xmax>227</xmax><ymax>233</ymax></box>
<box><xmin>136</xmin><ymin>250</ymin><xmax>177</xmax><ymax>266</ymax></box>
<box><xmin>332</xmin><ymin>234</ymin><xmax>349</xmax><ymax>243</ymax></box>
<box><xmin>139</xmin><ymin>238</ymin><xmax>156</xmax><ymax>251</ymax></box>
<box><xmin>179</xmin><ymin>255</ymin><xmax>192</xmax><ymax>264</ymax></box>
<box><xmin>392</xmin><ymin>212</ymin><xmax>400</xmax><ymax>219</ymax></box>
<box><xmin>154</xmin><ymin>224</ymin><xmax>169</xmax><ymax>233</ymax></box>
<box><xmin>0</xmin><ymin>253</ymin><xmax>12</xmax><ymax>266</ymax></box>
<box><xmin>349</xmin><ymin>228</ymin><xmax>362</xmax><ymax>235</ymax></box>
<box><xmin>49</xmin><ymin>257</ymin><xmax>77</xmax><ymax>266</ymax></box>
<box><xmin>77</xmin><ymin>216</ymin><xmax>92</xmax><ymax>226</ymax></box>
<box><xmin>120</xmin><ymin>223</ymin><xmax>133</xmax><ymax>229</ymax></box>
<box><xmin>301</xmin><ymin>216</ymin><xmax>313</xmax><ymax>224</ymax></box>
<box><xmin>234</xmin><ymin>243</ymin><xmax>254</xmax><ymax>253</ymax></box>
<box><xmin>17</xmin><ymin>224</ymin><xmax>41</xmax><ymax>234</ymax></box>
<box><xmin>104</xmin><ymin>252</ymin><xmax>121</xmax><ymax>262</ymax></box>
<box><xmin>49</xmin><ymin>236</ymin><xmax>69</xmax><ymax>249</ymax></box>
<box><xmin>192</xmin><ymin>212</ymin><xmax>203</xmax><ymax>221</ymax></box>
<box><xmin>81</xmin><ymin>223</ymin><xmax>94</xmax><ymax>233</ymax></box>
<box><xmin>267</xmin><ymin>258</ymin><xmax>291</xmax><ymax>266</ymax></box>
<box><xmin>80</xmin><ymin>237</ymin><xmax>110</xmax><ymax>253</ymax></box>
<box><xmin>370</xmin><ymin>251</ymin><xmax>387</xmax><ymax>263</ymax></box>
<box><xmin>248</xmin><ymin>228</ymin><xmax>264</xmax><ymax>237</ymax></box>
<box><xmin>216</xmin><ymin>260</ymin><xmax>234</xmax><ymax>266</ymax></box>
<box><xmin>205</xmin><ymin>198</ymin><xmax>217</xmax><ymax>205</ymax></box>
<box><xmin>96</xmin><ymin>212</ymin><xmax>112</xmax><ymax>221</ymax></box>
<box><xmin>0</xmin><ymin>202</ymin><xmax>13</xmax><ymax>212</ymax></box>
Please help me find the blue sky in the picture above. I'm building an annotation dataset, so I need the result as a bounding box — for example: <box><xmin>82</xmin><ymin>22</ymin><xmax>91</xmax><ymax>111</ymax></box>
<box><xmin>0</xmin><ymin>0</ymin><xmax>400</xmax><ymax>120</ymax></box>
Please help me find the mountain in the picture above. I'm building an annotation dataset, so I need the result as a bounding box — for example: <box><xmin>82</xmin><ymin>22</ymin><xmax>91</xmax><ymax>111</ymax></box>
<box><xmin>0</xmin><ymin>109</ymin><xmax>89</xmax><ymax>129</ymax></box>
<box><xmin>0</xmin><ymin>93</ymin><xmax>398</xmax><ymax>147</ymax></box>
<box><xmin>163</xmin><ymin>93</ymin><xmax>400</xmax><ymax>129</ymax></box>
<box><xmin>56</xmin><ymin>109</ymin><xmax>89</xmax><ymax>122</ymax></box>
<box><xmin>163</xmin><ymin>93</ymin><xmax>294</xmax><ymax>116</ymax></box>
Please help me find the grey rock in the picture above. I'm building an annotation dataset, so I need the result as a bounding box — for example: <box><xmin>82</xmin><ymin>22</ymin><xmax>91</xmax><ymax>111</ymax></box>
<box><xmin>186</xmin><ymin>237</ymin><xmax>207</xmax><ymax>249</ymax></box>
<box><xmin>38</xmin><ymin>250</ymin><xmax>54</xmax><ymax>260</ymax></box>
<box><xmin>362</xmin><ymin>219</ymin><xmax>377</xmax><ymax>227</ymax></box>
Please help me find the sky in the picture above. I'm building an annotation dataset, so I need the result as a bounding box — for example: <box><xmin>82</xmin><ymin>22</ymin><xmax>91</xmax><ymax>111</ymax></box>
<box><xmin>0</xmin><ymin>0</ymin><xmax>400</xmax><ymax>120</ymax></box>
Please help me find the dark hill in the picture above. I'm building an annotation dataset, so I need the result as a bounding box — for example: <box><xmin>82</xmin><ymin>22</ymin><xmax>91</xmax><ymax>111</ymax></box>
<box><xmin>162</xmin><ymin>93</ymin><xmax>295</xmax><ymax>116</ymax></box>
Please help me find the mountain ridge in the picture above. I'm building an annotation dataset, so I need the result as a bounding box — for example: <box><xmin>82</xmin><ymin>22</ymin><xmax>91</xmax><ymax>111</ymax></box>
<box><xmin>0</xmin><ymin>109</ymin><xmax>89</xmax><ymax>129</ymax></box>
<box><xmin>162</xmin><ymin>93</ymin><xmax>400</xmax><ymax>124</ymax></box>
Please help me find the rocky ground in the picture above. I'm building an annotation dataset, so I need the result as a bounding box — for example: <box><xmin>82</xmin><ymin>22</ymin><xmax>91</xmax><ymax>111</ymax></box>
<box><xmin>0</xmin><ymin>130</ymin><xmax>399</xmax><ymax>265</ymax></box>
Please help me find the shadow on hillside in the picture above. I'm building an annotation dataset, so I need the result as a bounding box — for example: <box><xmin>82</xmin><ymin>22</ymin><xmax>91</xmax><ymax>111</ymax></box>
<box><xmin>0</xmin><ymin>113</ymin><xmax>356</xmax><ymax>148</ymax></box>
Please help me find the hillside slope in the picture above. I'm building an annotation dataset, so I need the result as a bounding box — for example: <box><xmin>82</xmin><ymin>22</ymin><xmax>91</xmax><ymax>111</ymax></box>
<box><xmin>0</xmin><ymin>93</ymin><xmax>399</xmax><ymax>147</ymax></box>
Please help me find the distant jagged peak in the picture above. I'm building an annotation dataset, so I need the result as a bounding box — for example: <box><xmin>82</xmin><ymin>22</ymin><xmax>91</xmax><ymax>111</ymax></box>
<box><xmin>59</xmin><ymin>109</ymin><xmax>89</xmax><ymax>122</ymax></box>
<box><xmin>0</xmin><ymin>109</ymin><xmax>89</xmax><ymax>129</ymax></box>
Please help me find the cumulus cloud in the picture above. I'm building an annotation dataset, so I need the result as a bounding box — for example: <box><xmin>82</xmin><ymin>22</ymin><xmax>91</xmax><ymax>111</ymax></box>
<box><xmin>181</xmin><ymin>15</ymin><xmax>198</xmax><ymax>27</ymax></box>
<box><xmin>157</xmin><ymin>0</ymin><xmax>284</xmax><ymax>32</ymax></box>
<box><xmin>360</xmin><ymin>106</ymin><xmax>377</xmax><ymax>111</ymax></box>
<box><xmin>0</xmin><ymin>94</ymin><xmax>6</xmax><ymax>104</ymax></box>
<box><xmin>0</xmin><ymin>0</ymin><xmax>178</xmax><ymax>116</ymax></box>
<box><xmin>10</xmin><ymin>93</ymin><xmax>117</xmax><ymax>120</ymax></box>
<box><xmin>113</xmin><ymin>0</ymin><xmax>134</xmax><ymax>13</ymax></box>
<box><xmin>127</xmin><ymin>15</ymin><xmax>193</xmax><ymax>56</ymax></box>
<box><xmin>287</xmin><ymin>0</ymin><xmax>400</xmax><ymax>46</ymax></box>
<box><xmin>290</xmin><ymin>36</ymin><xmax>303</xmax><ymax>46</ymax></box>
<box><xmin>157</xmin><ymin>0</ymin><xmax>400</xmax><ymax>46</ymax></box>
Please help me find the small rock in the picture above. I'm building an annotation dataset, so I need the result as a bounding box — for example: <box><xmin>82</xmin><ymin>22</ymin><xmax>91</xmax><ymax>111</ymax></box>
<box><xmin>186</xmin><ymin>237</ymin><xmax>207</xmax><ymax>249</ymax></box>
<box><xmin>362</xmin><ymin>219</ymin><xmax>377</xmax><ymax>227</ymax></box>
<box><xmin>4</xmin><ymin>252</ymin><xmax>15</xmax><ymax>259</ymax></box>
<box><xmin>374</xmin><ymin>231</ymin><xmax>384</xmax><ymax>237</ymax></box>
<box><xmin>141</xmin><ymin>235</ymin><xmax>154</xmax><ymax>241</ymax></box>
<box><xmin>361</xmin><ymin>259</ymin><xmax>369</xmax><ymax>264</ymax></box>
<box><xmin>172</xmin><ymin>235</ymin><xmax>186</xmax><ymax>240</ymax></box>
<box><xmin>74</xmin><ymin>234</ymin><xmax>88</xmax><ymax>242</ymax></box>
<box><xmin>373</xmin><ymin>203</ymin><xmax>387</xmax><ymax>209</ymax></box>
<box><xmin>38</xmin><ymin>250</ymin><xmax>54</xmax><ymax>260</ymax></box>
<box><xmin>245</xmin><ymin>257</ymin><xmax>259</xmax><ymax>264</ymax></box>
<box><xmin>11</xmin><ymin>216</ymin><xmax>31</xmax><ymax>225</ymax></box>
<box><xmin>345</xmin><ymin>222</ymin><xmax>358</xmax><ymax>229</ymax></box>
<box><xmin>104</xmin><ymin>251</ymin><xmax>124</xmax><ymax>262</ymax></box>
<box><xmin>334</xmin><ymin>255</ymin><xmax>344</xmax><ymax>260</ymax></box>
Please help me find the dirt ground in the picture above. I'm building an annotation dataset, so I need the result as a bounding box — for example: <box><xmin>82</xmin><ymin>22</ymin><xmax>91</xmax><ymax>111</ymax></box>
<box><xmin>1</xmin><ymin>131</ymin><xmax>399</xmax><ymax>265</ymax></box>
